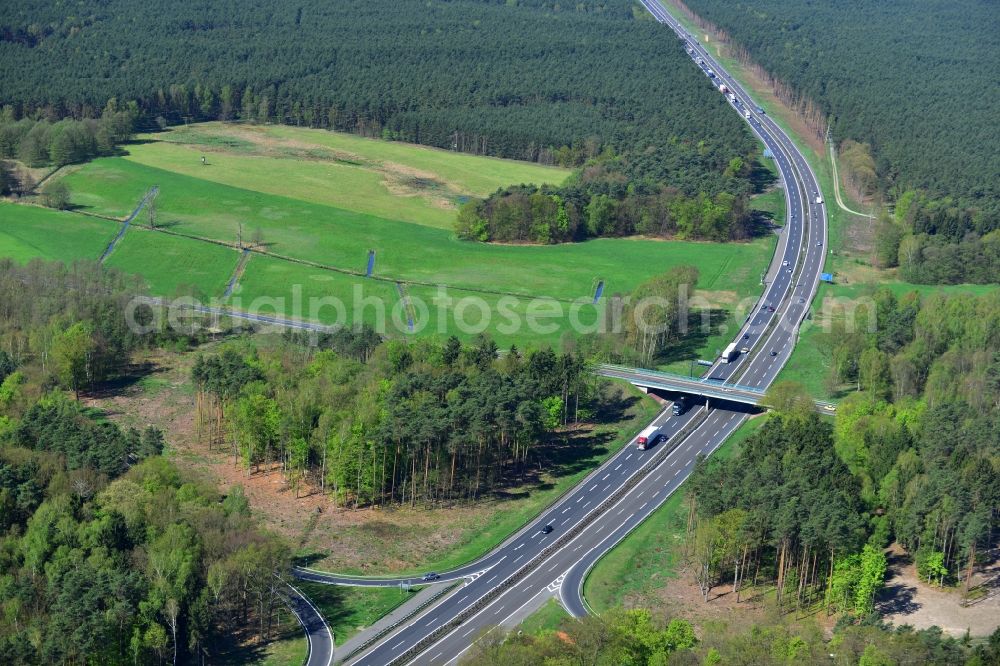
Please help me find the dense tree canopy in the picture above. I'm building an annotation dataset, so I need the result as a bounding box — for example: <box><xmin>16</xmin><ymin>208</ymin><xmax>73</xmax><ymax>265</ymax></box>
<box><xmin>1</xmin><ymin>0</ymin><xmax>765</xmax><ymax>243</ymax></box>
<box><xmin>826</xmin><ymin>288</ymin><xmax>1000</xmax><ymax>590</ymax></box>
<box><xmin>682</xmin><ymin>0</ymin><xmax>999</xmax><ymax>282</ymax></box>
<box><xmin>0</xmin><ymin>260</ymin><xmax>297</xmax><ymax>664</ymax></box>
<box><xmin>192</xmin><ymin>331</ymin><xmax>608</xmax><ymax>507</ymax></box>
<box><xmin>683</xmin><ymin>0</ymin><xmax>998</xmax><ymax>212</ymax></box>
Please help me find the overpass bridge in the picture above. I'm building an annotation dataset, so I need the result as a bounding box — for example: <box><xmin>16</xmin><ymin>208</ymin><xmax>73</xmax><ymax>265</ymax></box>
<box><xmin>596</xmin><ymin>364</ymin><xmax>837</xmax><ymax>413</ymax></box>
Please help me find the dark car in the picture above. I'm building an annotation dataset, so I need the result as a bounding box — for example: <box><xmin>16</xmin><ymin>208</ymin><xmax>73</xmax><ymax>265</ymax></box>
<box><xmin>767</xmin><ymin>305</ymin><xmax>776</xmax><ymax>312</ymax></box>
<box><xmin>770</xmin><ymin>350</ymin><xmax>778</xmax><ymax>357</ymax></box>
<box><xmin>541</xmin><ymin>525</ymin><xmax>554</xmax><ymax>534</ymax></box>
<box><xmin>422</xmin><ymin>572</ymin><xmax>440</xmax><ymax>581</ymax></box>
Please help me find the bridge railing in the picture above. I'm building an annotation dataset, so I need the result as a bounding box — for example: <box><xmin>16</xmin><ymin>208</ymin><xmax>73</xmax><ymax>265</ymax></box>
<box><xmin>596</xmin><ymin>363</ymin><xmax>765</xmax><ymax>395</ymax></box>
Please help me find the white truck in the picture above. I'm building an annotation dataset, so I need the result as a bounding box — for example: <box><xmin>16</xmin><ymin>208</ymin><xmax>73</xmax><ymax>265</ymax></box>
<box><xmin>722</xmin><ymin>342</ymin><xmax>738</xmax><ymax>363</ymax></box>
<box><xmin>815</xmin><ymin>195</ymin><xmax>824</xmax><ymax>205</ymax></box>
<box><xmin>743</xmin><ymin>109</ymin><xmax>752</xmax><ymax>119</ymax></box>
<box><xmin>637</xmin><ymin>425</ymin><xmax>661</xmax><ymax>450</ymax></box>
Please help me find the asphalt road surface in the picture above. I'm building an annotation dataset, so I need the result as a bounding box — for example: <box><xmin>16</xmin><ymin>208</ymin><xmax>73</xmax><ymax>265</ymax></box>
<box><xmin>286</xmin><ymin>583</ymin><xmax>334</xmax><ymax>666</ymax></box>
<box><xmin>297</xmin><ymin>1</ymin><xmax>829</xmax><ymax>663</ymax></box>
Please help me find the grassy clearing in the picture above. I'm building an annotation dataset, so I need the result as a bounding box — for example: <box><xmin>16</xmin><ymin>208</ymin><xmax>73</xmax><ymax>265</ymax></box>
<box><xmin>214</xmin><ymin>609</ymin><xmax>307</xmax><ymax>666</ymax></box>
<box><xmin>131</xmin><ymin>122</ymin><xmax>568</xmax><ymax>229</ymax></box>
<box><xmin>126</xmin><ymin>137</ymin><xmax>456</xmax><ymax>229</ymax></box>
<box><xmin>62</xmin><ymin>157</ymin><xmax>775</xmax><ymax>303</ymax></box>
<box><xmin>233</xmin><ymin>255</ymin><xmax>406</xmax><ymax>329</ymax></box>
<box><xmin>520</xmin><ymin>598</ymin><xmax>570</xmax><ymax>635</ymax></box>
<box><xmin>294</xmin><ymin>582</ymin><xmax>422</xmax><ymax>646</ymax></box>
<box><xmin>0</xmin><ymin>201</ymin><xmax>118</xmax><ymax>264</ymax></box>
<box><xmin>751</xmin><ymin>187</ymin><xmax>786</xmax><ymax>227</ymax></box>
<box><xmin>150</xmin><ymin>123</ymin><xmax>570</xmax><ymax>229</ymax></box>
<box><xmin>261</xmin><ymin>124</ymin><xmax>570</xmax><ymax>196</ymax></box>
<box><xmin>403</xmin><ymin>284</ymin><xmax>604</xmax><ymax>349</ymax></box>
<box><xmin>50</xmin><ymin>122</ymin><xmax>777</xmax><ymax>350</ymax></box>
<box><xmin>105</xmin><ymin>227</ymin><xmax>240</xmax><ymax>298</ymax></box>
<box><xmin>583</xmin><ymin>416</ymin><xmax>766</xmax><ymax>612</ymax></box>
<box><xmin>306</xmin><ymin>384</ymin><xmax>662</xmax><ymax>576</ymax></box>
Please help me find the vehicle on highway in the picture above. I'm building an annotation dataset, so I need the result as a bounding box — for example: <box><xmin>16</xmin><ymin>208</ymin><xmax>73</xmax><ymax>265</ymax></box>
<box><xmin>422</xmin><ymin>572</ymin><xmax>440</xmax><ymax>581</ymax></box>
<box><xmin>636</xmin><ymin>424</ymin><xmax>661</xmax><ymax>450</ymax></box>
<box><xmin>743</xmin><ymin>333</ymin><xmax>750</xmax><ymax>340</ymax></box>
<box><xmin>767</xmin><ymin>305</ymin><xmax>776</xmax><ymax>312</ymax></box>
<box><xmin>815</xmin><ymin>195</ymin><xmax>824</xmax><ymax>204</ymax></box>
<box><xmin>672</xmin><ymin>396</ymin><xmax>688</xmax><ymax>416</ymax></box>
<box><xmin>743</xmin><ymin>109</ymin><xmax>752</xmax><ymax>119</ymax></box>
<box><xmin>755</xmin><ymin>105</ymin><xmax>765</xmax><ymax>114</ymax></box>
<box><xmin>740</xmin><ymin>346</ymin><xmax>750</xmax><ymax>354</ymax></box>
<box><xmin>541</xmin><ymin>525</ymin><xmax>554</xmax><ymax>534</ymax></box>
<box><xmin>721</xmin><ymin>342</ymin><xmax>739</xmax><ymax>363</ymax></box>
<box><xmin>770</xmin><ymin>350</ymin><xmax>778</xmax><ymax>356</ymax></box>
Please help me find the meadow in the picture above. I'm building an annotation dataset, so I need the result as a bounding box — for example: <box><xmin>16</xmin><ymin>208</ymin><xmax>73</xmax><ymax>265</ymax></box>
<box><xmin>103</xmin><ymin>227</ymin><xmax>240</xmax><ymax>298</ymax></box>
<box><xmin>5</xmin><ymin>123</ymin><xmax>779</xmax><ymax>354</ymax></box>
<box><xmin>0</xmin><ymin>202</ymin><xmax>117</xmax><ymax>264</ymax></box>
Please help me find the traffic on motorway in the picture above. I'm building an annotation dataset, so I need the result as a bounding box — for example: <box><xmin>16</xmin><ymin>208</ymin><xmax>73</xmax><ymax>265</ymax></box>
<box><xmin>294</xmin><ymin>1</ymin><xmax>829</xmax><ymax>663</ymax></box>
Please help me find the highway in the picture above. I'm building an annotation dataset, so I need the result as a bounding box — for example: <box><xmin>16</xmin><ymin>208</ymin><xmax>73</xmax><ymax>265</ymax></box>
<box><xmin>286</xmin><ymin>583</ymin><xmax>335</xmax><ymax>666</ymax></box>
<box><xmin>595</xmin><ymin>364</ymin><xmax>838</xmax><ymax>412</ymax></box>
<box><xmin>295</xmin><ymin>1</ymin><xmax>829</xmax><ymax>663</ymax></box>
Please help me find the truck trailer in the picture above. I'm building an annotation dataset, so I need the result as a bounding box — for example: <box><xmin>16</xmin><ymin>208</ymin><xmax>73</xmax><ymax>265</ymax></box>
<box><xmin>636</xmin><ymin>425</ymin><xmax>661</xmax><ymax>450</ymax></box>
<box><xmin>722</xmin><ymin>342</ymin><xmax>738</xmax><ymax>363</ymax></box>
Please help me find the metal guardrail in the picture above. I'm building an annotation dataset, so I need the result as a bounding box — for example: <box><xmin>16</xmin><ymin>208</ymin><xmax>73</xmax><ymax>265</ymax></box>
<box><xmin>338</xmin><ymin>582</ymin><xmax>460</xmax><ymax>665</ymax></box>
<box><xmin>597</xmin><ymin>364</ymin><xmax>765</xmax><ymax>395</ymax></box>
<box><xmin>385</xmin><ymin>406</ymin><xmax>712</xmax><ymax>665</ymax></box>
<box><xmin>599</xmin><ymin>364</ymin><xmax>837</xmax><ymax>413</ymax></box>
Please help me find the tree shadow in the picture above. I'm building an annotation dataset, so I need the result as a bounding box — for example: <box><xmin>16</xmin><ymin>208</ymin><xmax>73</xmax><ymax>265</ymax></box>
<box><xmin>83</xmin><ymin>360</ymin><xmax>163</xmax><ymax>399</ymax></box>
<box><xmin>876</xmin><ymin>549</ymin><xmax>922</xmax><ymax>616</ymax></box>
<box><xmin>149</xmin><ymin>219</ymin><xmax>182</xmax><ymax>230</ymax></box>
<box><xmin>292</xmin><ymin>581</ymin><xmax>419</xmax><ymax>647</ymax></box>
<box><xmin>749</xmin><ymin>158</ymin><xmax>778</xmax><ymax>194</ymax></box>
<box><xmin>656</xmin><ymin>308</ymin><xmax>731</xmax><ymax>368</ymax></box>
<box><xmin>876</xmin><ymin>583</ymin><xmax>921</xmax><ymax>616</ymax></box>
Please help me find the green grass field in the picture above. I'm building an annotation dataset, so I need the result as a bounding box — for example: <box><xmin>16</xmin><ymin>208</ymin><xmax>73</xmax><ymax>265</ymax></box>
<box><xmin>751</xmin><ymin>186</ymin><xmax>786</xmax><ymax>227</ymax></box>
<box><xmin>130</xmin><ymin>122</ymin><xmax>569</xmax><ymax>229</ymax></box>
<box><xmin>62</xmin><ymin>157</ymin><xmax>774</xmax><ymax>302</ymax></box>
<box><xmin>0</xmin><ymin>202</ymin><xmax>118</xmax><ymax>264</ymax></box>
<box><xmin>234</xmin><ymin>255</ymin><xmax>405</xmax><ymax>329</ymax></box>
<box><xmin>520</xmin><ymin>598</ymin><xmax>570</xmax><ymax>635</ymax></box>
<box><xmin>291</xmin><ymin>582</ymin><xmax>420</xmax><ymax>647</ymax></box>
<box><xmin>3</xmin><ymin>122</ymin><xmax>778</xmax><ymax>351</ymax></box>
<box><xmin>104</xmin><ymin>227</ymin><xmax>240</xmax><ymax>298</ymax></box>
<box><xmin>261</xmin><ymin>124</ymin><xmax>569</xmax><ymax>197</ymax></box>
<box><xmin>582</xmin><ymin>415</ymin><xmax>765</xmax><ymax>612</ymax></box>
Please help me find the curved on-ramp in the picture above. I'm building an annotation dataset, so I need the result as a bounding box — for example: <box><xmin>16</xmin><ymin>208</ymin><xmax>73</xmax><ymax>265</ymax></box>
<box><xmin>292</xmin><ymin>1</ymin><xmax>830</xmax><ymax>663</ymax></box>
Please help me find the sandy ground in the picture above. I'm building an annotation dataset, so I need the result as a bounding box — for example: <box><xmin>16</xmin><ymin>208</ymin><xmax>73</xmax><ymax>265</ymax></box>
<box><xmin>877</xmin><ymin>544</ymin><xmax>1000</xmax><ymax>638</ymax></box>
<box><xmin>85</xmin><ymin>348</ymin><xmax>633</xmax><ymax>575</ymax></box>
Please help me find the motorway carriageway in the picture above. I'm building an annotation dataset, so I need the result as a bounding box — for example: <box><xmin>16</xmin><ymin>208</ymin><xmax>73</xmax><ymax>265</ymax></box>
<box><xmin>297</xmin><ymin>1</ymin><xmax>829</xmax><ymax>663</ymax></box>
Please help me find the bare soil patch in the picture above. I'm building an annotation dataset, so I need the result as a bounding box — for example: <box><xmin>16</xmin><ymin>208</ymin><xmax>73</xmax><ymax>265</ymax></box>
<box><xmin>85</xmin><ymin>346</ymin><xmax>645</xmax><ymax>576</ymax></box>
<box><xmin>627</xmin><ymin>560</ymin><xmax>838</xmax><ymax>639</ymax></box>
<box><xmin>83</xmin><ymin>349</ymin><xmax>500</xmax><ymax>571</ymax></box>
<box><xmin>877</xmin><ymin>544</ymin><xmax>1000</xmax><ymax>638</ymax></box>
<box><xmin>170</xmin><ymin>123</ymin><xmax>464</xmax><ymax>212</ymax></box>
